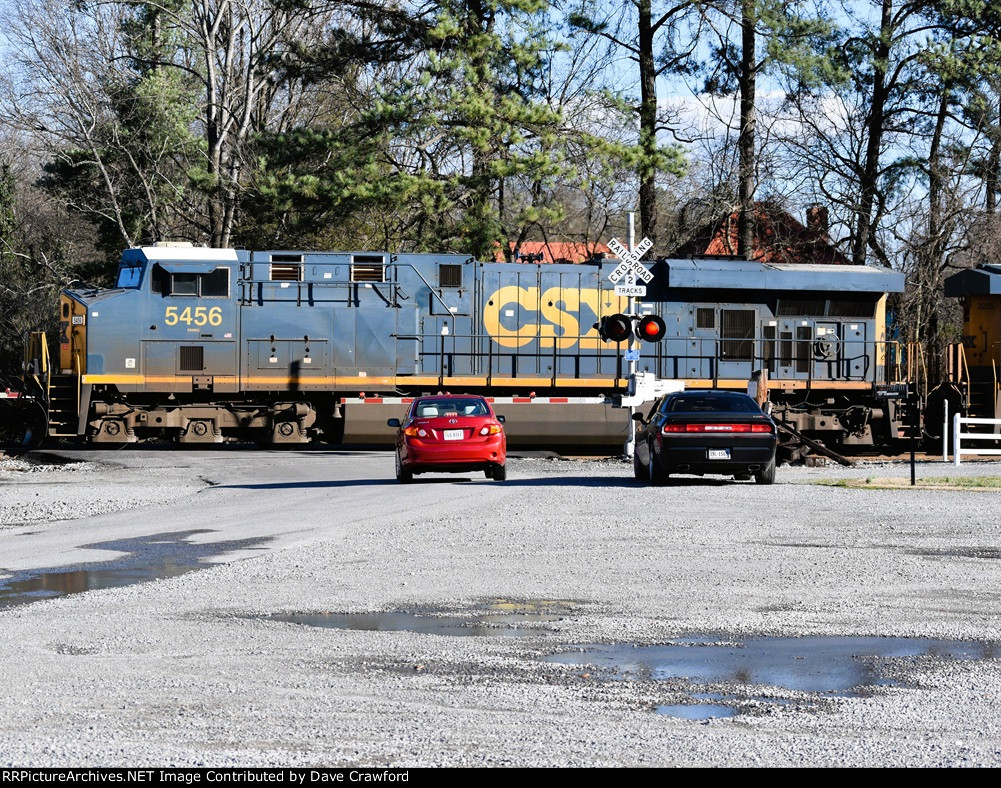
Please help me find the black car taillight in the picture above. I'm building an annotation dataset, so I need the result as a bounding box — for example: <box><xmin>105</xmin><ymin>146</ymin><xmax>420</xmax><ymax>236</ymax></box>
<box><xmin>662</xmin><ymin>423</ymin><xmax>773</xmax><ymax>434</ymax></box>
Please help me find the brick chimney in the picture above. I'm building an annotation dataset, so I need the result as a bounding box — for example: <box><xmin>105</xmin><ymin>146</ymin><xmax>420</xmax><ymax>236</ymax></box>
<box><xmin>806</xmin><ymin>204</ymin><xmax>829</xmax><ymax>237</ymax></box>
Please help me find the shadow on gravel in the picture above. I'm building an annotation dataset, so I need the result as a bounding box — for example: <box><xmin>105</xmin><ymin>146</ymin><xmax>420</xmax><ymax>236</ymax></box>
<box><xmin>0</xmin><ymin>529</ymin><xmax>272</xmax><ymax>609</ymax></box>
<box><xmin>213</xmin><ymin>476</ymin><xmax>750</xmax><ymax>490</ymax></box>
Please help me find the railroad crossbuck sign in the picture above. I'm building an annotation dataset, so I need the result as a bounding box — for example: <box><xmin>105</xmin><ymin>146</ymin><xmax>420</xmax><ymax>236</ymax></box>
<box><xmin>607</xmin><ymin>237</ymin><xmax>653</xmax><ymax>284</ymax></box>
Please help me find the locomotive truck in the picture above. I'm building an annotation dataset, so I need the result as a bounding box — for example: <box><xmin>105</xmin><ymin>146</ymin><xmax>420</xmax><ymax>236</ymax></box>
<box><xmin>6</xmin><ymin>243</ymin><xmax>916</xmax><ymax>452</ymax></box>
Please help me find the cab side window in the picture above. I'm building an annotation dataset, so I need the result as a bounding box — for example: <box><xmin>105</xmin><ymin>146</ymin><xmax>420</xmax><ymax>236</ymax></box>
<box><xmin>171</xmin><ymin>273</ymin><xmax>198</xmax><ymax>296</ymax></box>
<box><xmin>151</xmin><ymin>265</ymin><xmax>230</xmax><ymax>297</ymax></box>
<box><xmin>201</xmin><ymin>268</ymin><xmax>229</xmax><ymax>296</ymax></box>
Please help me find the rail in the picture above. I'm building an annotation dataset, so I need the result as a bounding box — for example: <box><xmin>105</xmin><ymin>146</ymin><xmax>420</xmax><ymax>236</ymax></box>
<box><xmin>951</xmin><ymin>413</ymin><xmax>1001</xmax><ymax>465</ymax></box>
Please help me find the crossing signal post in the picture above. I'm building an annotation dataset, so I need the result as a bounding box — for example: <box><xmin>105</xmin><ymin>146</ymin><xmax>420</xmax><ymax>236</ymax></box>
<box><xmin>605</xmin><ymin>217</ymin><xmax>660</xmax><ymax>458</ymax></box>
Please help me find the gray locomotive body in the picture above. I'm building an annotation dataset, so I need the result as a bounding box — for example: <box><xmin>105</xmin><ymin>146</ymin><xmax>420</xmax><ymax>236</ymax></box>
<box><xmin>43</xmin><ymin>245</ymin><xmax>905</xmax><ymax>449</ymax></box>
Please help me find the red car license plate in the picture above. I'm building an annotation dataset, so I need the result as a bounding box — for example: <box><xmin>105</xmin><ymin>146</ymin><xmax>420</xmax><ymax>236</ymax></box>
<box><xmin>444</xmin><ymin>429</ymin><xmax>464</xmax><ymax>441</ymax></box>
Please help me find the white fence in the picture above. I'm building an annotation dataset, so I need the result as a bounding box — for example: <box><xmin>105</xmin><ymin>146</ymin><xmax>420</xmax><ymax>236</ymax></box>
<box><xmin>952</xmin><ymin>412</ymin><xmax>1001</xmax><ymax>465</ymax></box>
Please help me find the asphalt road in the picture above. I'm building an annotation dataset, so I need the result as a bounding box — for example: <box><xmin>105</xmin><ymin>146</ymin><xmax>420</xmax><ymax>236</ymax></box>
<box><xmin>1</xmin><ymin>447</ymin><xmax>1001</xmax><ymax>767</ymax></box>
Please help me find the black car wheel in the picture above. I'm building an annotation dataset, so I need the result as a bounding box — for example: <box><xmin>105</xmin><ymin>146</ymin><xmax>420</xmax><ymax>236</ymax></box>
<box><xmin>649</xmin><ymin>445</ymin><xmax>670</xmax><ymax>486</ymax></box>
<box><xmin>395</xmin><ymin>450</ymin><xmax>413</xmax><ymax>484</ymax></box>
<box><xmin>633</xmin><ymin>450</ymin><xmax>647</xmax><ymax>480</ymax></box>
<box><xmin>492</xmin><ymin>464</ymin><xmax>507</xmax><ymax>481</ymax></box>
<box><xmin>754</xmin><ymin>458</ymin><xmax>776</xmax><ymax>485</ymax></box>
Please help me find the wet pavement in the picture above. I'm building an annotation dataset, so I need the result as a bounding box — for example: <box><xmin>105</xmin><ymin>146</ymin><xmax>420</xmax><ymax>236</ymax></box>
<box><xmin>0</xmin><ymin>530</ymin><xmax>271</xmax><ymax>608</ymax></box>
<box><xmin>546</xmin><ymin>635</ymin><xmax>996</xmax><ymax>718</ymax></box>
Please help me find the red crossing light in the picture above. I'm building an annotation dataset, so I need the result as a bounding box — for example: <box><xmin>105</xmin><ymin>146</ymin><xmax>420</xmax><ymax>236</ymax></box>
<box><xmin>636</xmin><ymin>315</ymin><xmax>666</xmax><ymax>342</ymax></box>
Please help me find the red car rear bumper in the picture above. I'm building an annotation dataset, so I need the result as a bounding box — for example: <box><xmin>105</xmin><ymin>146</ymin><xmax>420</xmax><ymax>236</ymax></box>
<box><xmin>401</xmin><ymin>435</ymin><xmax>506</xmax><ymax>473</ymax></box>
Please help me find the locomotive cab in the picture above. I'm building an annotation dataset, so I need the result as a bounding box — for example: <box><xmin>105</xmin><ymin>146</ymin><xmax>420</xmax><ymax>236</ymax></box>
<box><xmin>944</xmin><ymin>264</ymin><xmax>1001</xmax><ymax>423</ymax></box>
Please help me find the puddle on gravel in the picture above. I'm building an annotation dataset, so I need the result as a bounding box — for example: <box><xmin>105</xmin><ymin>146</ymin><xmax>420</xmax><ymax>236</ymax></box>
<box><xmin>546</xmin><ymin>635</ymin><xmax>995</xmax><ymax>719</ymax></box>
<box><xmin>0</xmin><ymin>530</ymin><xmax>271</xmax><ymax>609</ymax></box>
<box><xmin>268</xmin><ymin>598</ymin><xmax>572</xmax><ymax>637</ymax></box>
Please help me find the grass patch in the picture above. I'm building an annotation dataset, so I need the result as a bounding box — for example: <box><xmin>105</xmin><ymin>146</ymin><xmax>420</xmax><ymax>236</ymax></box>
<box><xmin>818</xmin><ymin>476</ymin><xmax>1001</xmax><ymax>491</ymax></box>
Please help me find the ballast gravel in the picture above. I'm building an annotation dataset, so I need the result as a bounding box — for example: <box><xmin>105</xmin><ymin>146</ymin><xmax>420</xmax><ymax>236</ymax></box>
<box><xmin>1</xmin><ymin>446</ymin><xmax>1000</xmax><ymax>768</ymax></box>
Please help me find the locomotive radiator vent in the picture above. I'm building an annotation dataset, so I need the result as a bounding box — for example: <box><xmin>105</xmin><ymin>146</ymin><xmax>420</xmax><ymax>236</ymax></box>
<box><xmin>828</xmin><ymin>299</ymin><xmax>874</xmax><ymax>317</ymax></box>
<box><xmin>179</xmin><ymin>346</ymin><xmax>205</xmax><ymax>372</ymax></box>
<box><xmin>351</xmin><ymin>255</ymin><xmax>386</xmax><ymax>283</ymax></box>
<box><xmin>269</xmin><ymin>259</ymin><xmax>303</xmax><ymax>281</ymax></box>
<box><xmin>439</xmin><ymin>264</ymin><xmax>463</xmax><ymax>288</ymax></box>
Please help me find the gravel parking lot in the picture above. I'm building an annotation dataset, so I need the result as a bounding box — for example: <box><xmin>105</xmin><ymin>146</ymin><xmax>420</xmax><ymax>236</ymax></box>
<box><xmin>1</xmin><ymin>447</ymin><xmax>1000</xmax><ymax>767</ymax></box>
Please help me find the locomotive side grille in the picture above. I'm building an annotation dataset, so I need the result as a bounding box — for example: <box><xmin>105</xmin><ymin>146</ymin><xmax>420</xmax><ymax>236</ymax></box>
<box><xmin>270</xmin><ymin>262</ymin><xmax>303</xmax><ymax>281</ymax></box>
<box><xmin>796</xmin><ymin>326</ymin><xmax>812</xmax><ymax>373</ymax></box>
<box><xmin>439</xmin><ymin>264</ymin><xmax>463</xmax><ymax>288</ymax></box>
<box><xmin>778</xmin><ymin>299</ymin><xmax>826</xmax><ymax>316</ymax></box>
<box><xmin>720</xmin><ymin>309</ymin><xmax>754</xmax><ymax>361</ymax></box>
<box><xmin>351</xmin><ymin>255</ymin><xmax>386</xmax><ymax>282</ymax></box>
<box><xmin>780</xmin><ymin>331</ymin><xmax>793</xmax><ymax>366</ymax></box>
<box><xmin>696</xmin><ymin>307</ymin><xmax>715</xmax><ymax>329</ymax></box>
<box><xmin>179</xmin><ymin>346</ymin><xmax>204</xmax><ymax>372</ymax></box>
<box><xmin>828</xmin><ymin>299</ymin><xmax>874</xmax><ymax>317</ymax></box>
<box><xmin>762</xmin><ymin>325</ymin><xmax>776</xmax><ymax>368</ymax></box>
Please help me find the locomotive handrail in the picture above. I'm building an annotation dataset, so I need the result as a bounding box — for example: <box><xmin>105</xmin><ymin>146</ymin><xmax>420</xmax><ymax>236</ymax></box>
<box><xmin>423</xmin><ymin>332</ymin><xmax>889</xmax><ymax>389</ymax></box>
<box><xmin>957</xmin><ymin>342</ymin><xmax>971</xmax><ymax>411</ymax></box>
<box><xmin>989</xmin><ymin>343</ymin><xmax>1001</xmax><ymax>408</ymax></box>
<box><xmin>392</xmin><ymin>260</ymin><xmax>456</xmax><ymax>315</ymax></box>
<box><xmin>904</xmin><ymin>342</ymin><xmax>929</xmax><ymax>401</ymax></box>
<box><xmin>23</xmin><ymin>332</ymin><xmax>50</xmax><ymax>397</ymax></box>
<box><xmin>73</xmin><ymin>348</ymin><xmax>82</xmax><ymax>419</ymax></box>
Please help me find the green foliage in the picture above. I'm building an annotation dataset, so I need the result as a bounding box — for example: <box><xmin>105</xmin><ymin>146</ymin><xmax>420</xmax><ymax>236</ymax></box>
<box><xmin>360</xmin><ymin>0</ymin><xmax>574</xmax><ymax>258</ymax></box>
<box><xmin>36</xmin><ymin>1</ymin><xmax>201</xmax><ymax>256</ymax></box>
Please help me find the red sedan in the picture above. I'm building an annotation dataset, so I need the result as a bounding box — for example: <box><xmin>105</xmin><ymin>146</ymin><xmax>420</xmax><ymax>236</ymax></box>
<box><xmin>387</xmin><ymin>395</ymin><xmax>507</xmax><ymax>483</ymax></box>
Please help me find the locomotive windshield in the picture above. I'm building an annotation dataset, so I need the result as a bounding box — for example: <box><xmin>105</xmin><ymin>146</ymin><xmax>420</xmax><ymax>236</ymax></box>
<box><xmin>115</xmin><ymin>263</ymin><xmax>143</xmax><ymax>289</ymax></box>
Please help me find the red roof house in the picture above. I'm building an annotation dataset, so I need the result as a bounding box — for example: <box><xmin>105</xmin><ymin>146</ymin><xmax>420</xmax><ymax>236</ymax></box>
<box><xmin>671</xmin><ymin>202</ymin><xmax>852</xmax><ymax>265</ymax></box>
<box><xmin>493</xmin><ymin>241</ymin><xmax>611</xmax><ymax>264</ymax></box>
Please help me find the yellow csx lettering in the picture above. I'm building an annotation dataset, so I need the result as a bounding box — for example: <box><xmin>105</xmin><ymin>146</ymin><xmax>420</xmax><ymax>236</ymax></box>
<box><xmin>482</xmin><ymin>286</ymin><xmax>628</xmax><ymax>349</ymax></box>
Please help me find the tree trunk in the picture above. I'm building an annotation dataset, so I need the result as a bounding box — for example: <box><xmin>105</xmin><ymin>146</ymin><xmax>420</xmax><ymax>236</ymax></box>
<box><xmin>987</xmin><ymin>93</ymin><xmax>1001</xmax><ymax>214</ymax></box>
<box><xmin>923</xmin><ymin>90</ymin><xmax>949</xmax><ymax>384</ymax></box>
<box><xmin>737</xmin><ymin>0</ymin><xmax>756</xmax><ymax>259</ymax></box>
<box><xmin>638</xmin><ymin>0</ymin><xmax>658</xmax><ymax>250</ymax></box>
<box><xmin>853</xmin><ymin>0</ymin><xmax>892</xmax><ymax>267</ymax></box>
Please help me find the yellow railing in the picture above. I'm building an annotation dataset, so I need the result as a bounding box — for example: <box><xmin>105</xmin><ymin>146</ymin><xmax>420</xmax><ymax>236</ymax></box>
<box><xmin>23</xmin><ymin>332</ymin><xmax>49</xmax><ymax>392</ymax></box>
<box><xmin>902</xmin><ymin>342</ymin><xmax>928</xmax><ymax>401</ymax></box>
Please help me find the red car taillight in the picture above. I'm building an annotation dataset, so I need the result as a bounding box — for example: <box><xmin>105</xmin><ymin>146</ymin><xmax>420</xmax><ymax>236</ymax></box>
<box><xmin>478</xmin><ymin>424</ymin><xmax>502</xmax><ymax>436</ymax></box>
<box><xmin>403</xmin><ymin>425</ymin><xmax>429</xmax><ymax>438</ymax></box>
<box><xmin>662</xmin><ymin>423</ymin><xmax>773</xmax><ymax>434</ymax></box>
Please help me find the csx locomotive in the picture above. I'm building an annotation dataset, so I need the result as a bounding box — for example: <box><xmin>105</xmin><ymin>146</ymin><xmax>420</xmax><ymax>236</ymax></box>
<box><xmin>12</xmin><ymin>243</ymin><xmax>919</xmax><ymax>450</ymax></box>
